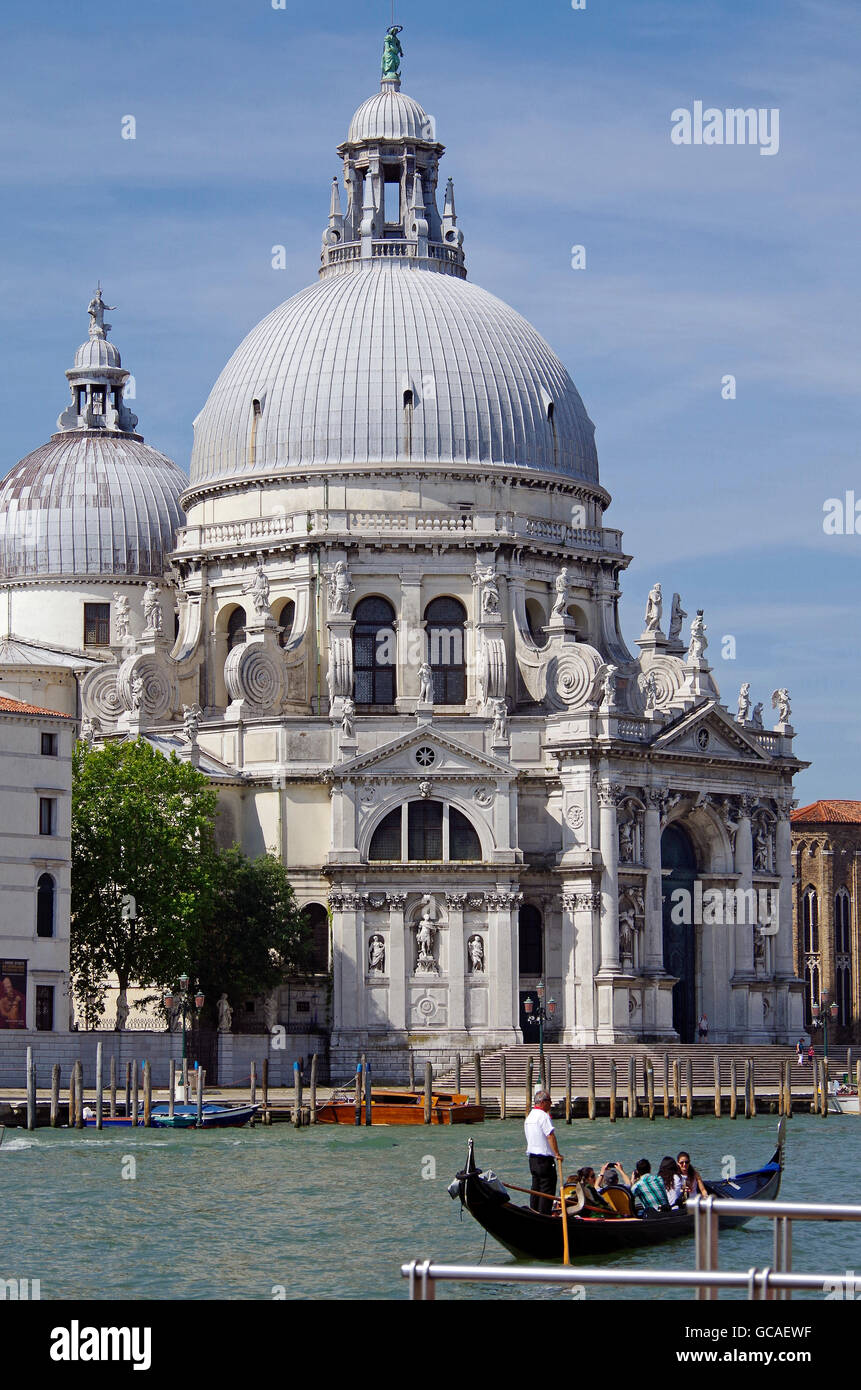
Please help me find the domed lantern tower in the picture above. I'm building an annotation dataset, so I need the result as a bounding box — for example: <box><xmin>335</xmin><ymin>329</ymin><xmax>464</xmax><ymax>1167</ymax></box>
<box><xmin>160</xmin><ymin>34</ymin><xmax>804</xmax><ymax>1073</ymax></box>
<box><xmin>0</xmin><ymin>290</ymin><xmax>186</xmax><ymax>721</ymax></box>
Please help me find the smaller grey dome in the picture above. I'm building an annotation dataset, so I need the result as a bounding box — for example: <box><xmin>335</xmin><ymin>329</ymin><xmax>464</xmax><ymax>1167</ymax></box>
<box><xmin>347</xmin><ymin>85</ymin><xmax>432</xmax><ymax>144</ymax></box>
<box><xmin>74</xmin><ymin>336</ymin><xmax>121</xmax><ymax>370</ymax></box>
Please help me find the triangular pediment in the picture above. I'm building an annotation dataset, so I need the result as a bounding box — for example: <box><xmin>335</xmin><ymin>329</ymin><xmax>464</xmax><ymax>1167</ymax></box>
<box><xmin>333</xmin><ymin>724</ymin><xmax>515</xmax><ymax>780</ymax></box>
<box><xmin>652</xmin><ymin>701</ymin><xmax>773</xmax><ymax>762</ymax></box>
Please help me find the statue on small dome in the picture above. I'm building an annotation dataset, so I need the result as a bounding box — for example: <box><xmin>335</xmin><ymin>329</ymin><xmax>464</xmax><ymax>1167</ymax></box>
<box><xmin>382</xmin><ymin>25</ymin><xmax>404</xmax><ymax>80</ymax></box>
<box><xmin>87</xmin><ymin>284</ymin><xmax>116</xmax><ymax>339</ymax></box>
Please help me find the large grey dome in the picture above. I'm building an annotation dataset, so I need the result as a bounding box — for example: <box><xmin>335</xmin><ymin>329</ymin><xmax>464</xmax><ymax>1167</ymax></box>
<box><xmin>0</xmin><ymin>433</ymin><xmax>186</xmax><ymax>580</ymax></box>
<box><xmin>189</xmin><ymin>264</ymin><xmax>599</xmax><ymax>489</ymax></box>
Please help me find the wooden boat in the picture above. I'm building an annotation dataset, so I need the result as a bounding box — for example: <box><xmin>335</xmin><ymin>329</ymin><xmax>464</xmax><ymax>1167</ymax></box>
<box><xmin>450</xmin><ymin>1123</ymin><xmax>784</xmax><ymax>1261</ymax></box>
<box><xmin>316</xmin><ymin>1088</ymin><xmax>484</xmax><ymax>1125</ymax></box>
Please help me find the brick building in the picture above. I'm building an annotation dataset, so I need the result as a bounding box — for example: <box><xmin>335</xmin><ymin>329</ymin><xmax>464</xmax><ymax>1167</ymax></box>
<box><xmin>791</xmin><ymin>800</ymin><xmax>861</xmax><ymax>1039</ymax></box>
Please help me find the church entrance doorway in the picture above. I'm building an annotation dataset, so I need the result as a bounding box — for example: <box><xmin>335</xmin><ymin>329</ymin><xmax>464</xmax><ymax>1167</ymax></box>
<box><xmin>661</xmin><ymin>823</ymin><xmax>697</xmax><ymax>1043</ymax></box>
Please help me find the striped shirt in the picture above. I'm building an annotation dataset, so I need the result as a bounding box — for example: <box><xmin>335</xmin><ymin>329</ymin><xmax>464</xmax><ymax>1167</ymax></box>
<box><xmin>632</xmin><ymin>1173</ymin><xmax>669</xmax><ymax>1213</ymax></box>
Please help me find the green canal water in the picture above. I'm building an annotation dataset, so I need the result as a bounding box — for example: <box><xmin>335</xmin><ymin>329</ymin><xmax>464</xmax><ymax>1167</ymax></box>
<box><xmin>3</xmin><ymin>1114</ymin><xmax>859</xmax><ymax>1300</ymax></box>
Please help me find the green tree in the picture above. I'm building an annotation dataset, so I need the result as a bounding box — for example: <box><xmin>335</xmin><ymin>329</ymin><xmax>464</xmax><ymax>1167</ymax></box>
<box><xmin>71</xmin><ymin>739</ymin><xmax>219</xmax><ymax>1028</ymax></box>
<box><xmin>193</xmin><ymin>848</ymin><xmax>311</xmax><ymax>1022</ymax></box>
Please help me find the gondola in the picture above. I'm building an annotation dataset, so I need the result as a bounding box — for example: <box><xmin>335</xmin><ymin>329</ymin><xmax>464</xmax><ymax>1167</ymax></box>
<box><xmin>449</xmin><ymin>1120</ymin><xmax>784</xmax><ymax>1261</ymax></box>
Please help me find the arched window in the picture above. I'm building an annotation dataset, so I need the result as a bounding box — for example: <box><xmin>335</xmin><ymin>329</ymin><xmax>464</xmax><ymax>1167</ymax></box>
<box><xmin>227</xmin><ymin>606</ymin><xmax>246</xmax><ymax>652</ymax></box>
<box><xmin>803</xmin><ymin>887</ymin><xmax>819</xmax><ymax>954</ymax></box>
<box><xmin>303</xmin><ymin>902</ymin><xmax>329</xmax><ymax>973</ymax></box>
<box><xmin>277</xmin><ymin>599</ymin><xmax>296</xmax><ymax>649</ymax></box>
<box><xmin>525</xmin><ymin>599</ymin><xmax>548</xmax><ymax>648</ymax></box>
<box><xmin>367</xmin><ymin>800</ymin><xmax>481</xmax><ymax>862</ymax></box>
<box><xmin>804</xmin><ymin>959</ymin><xmax>820</xmax><ymax>1030</ymax></box>
<box><xmin>424</xmin><ymin>597</ymin><xmax>467</xmax><ymax>704</ymax></box>
<box><xmin>518</xmin><ymin>904</ymin><xmax>543</xmax><ymax>976</ymax></box>
<box><xmin>835</xmin><ymin>888</ymin><xmax>851</xmax><ymax>953</ymax></box>
<box><xmin>36</xmin><ymin>873</ymin><xmax>55</xmax><ymax>938</ymax></box>
<box><xmin>353</xmin><ymin>597</ymin><xmax>396</xmax><ymax>705</ymax></box>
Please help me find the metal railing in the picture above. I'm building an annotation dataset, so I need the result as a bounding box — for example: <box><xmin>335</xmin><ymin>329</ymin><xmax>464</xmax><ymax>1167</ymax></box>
<box><xmin>401</xmin><ymin>1260</ymin><xmax>857</xmax><ymax>1301</ymax></box>
<box><xmin>691</xmin><ymin>1194</ymin><xmax>861</xmax><ymax>1302</ymax></box>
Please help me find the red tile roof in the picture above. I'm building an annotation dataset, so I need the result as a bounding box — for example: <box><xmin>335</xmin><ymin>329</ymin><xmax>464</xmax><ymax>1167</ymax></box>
<box><xmin>0</xmin><ymin>695</ymin><xmax>72</xmax><ymax>719</ymax></box>
<box><xmin>791</xmin><ymin>800</ymin><xmax>861</xmax><ymax>824</ymax></box>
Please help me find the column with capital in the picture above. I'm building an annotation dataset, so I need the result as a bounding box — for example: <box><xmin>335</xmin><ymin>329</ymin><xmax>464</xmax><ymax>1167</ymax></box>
<box><xmin>330</xmin><ymin>891</ymin><xmax>364</xmax><ymax>1031</ymax></box>
<box><xmin>734</xmin><ymin>796</ymin><xmax>756</xmax><ymax>979</ymax></box>
<box><xmin>597</xmin><ymin>782</ymin><xmax>622</xmax><ymax>974</ymax></box>
<box><xmin>489</xmin><ymin>890</ymin><xmax>520</xmax><ymax>1034</ymax></box>
<box><xmin>446</xmin><ymin>893</ymin><xmax>467</xmax><ymax>1030</ymax></box>
<box><xmin>387</xmin><ymin>893</ymin><xmax>407</xmax><ymax>1031</ymax></box>
<box><xmin>644</xmin><ymin>789</ymin><xmax>665</xmax><ymax>972</ymax></box>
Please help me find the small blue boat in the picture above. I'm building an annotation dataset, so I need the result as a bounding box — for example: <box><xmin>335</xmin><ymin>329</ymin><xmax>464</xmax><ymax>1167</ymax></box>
<box><xmin>82</xmin><ymin>1102</ymin><xmax>259</xmax><ymax>1129</ymax></box>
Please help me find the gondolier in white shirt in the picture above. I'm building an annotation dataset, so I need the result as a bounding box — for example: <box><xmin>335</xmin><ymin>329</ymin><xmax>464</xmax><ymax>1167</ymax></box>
<box><xmin>524</xmin><ymin>1090</ymin><xmax>563</xmax><ymax>1215</ymax></box>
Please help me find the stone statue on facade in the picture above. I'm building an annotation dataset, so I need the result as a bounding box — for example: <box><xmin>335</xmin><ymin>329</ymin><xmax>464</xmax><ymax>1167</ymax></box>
<box><xmin>467</xmin><ymin>935</ymin><xmax>485</xmax><ymax>973</ymax></box>
<box><xmin>754</xmin><ymin>824</ymin><xmax>770</xmax><ymax>872</ymax></box>
<box><xmin>688</xmin><ymin>610</ymin><xmax>707</xmax><ymax>661</ymax></box>
<box><xmin>475</xmin><ymin>561</ymin><xmax>500</xmax><ymax>616</ymax></box>
<box><xmin>143</xmin><ymin>581</ymin><xmax>162</xmax><ymax>633</ymax></box>
<box><xmin>341</xmin><ymin>696</ymin><xmax>356</xmax><ymax>738</ymax></box>
<box><xmin>130</xmin><ymin>674</ymin><xmax>145</xmax><ymax>712</ymax></box>
<box><xmin>382</xmin><ymin>24</ymin><xmax>404</xmax><ymax>78</ymax></box>
<box><xmin>418</xmin><ymin>662</ymin><xmax>434</xmax><ymax>705</ymax></box>
<box><xmin>115</xmin><ymin>992</ymin><xmax>129</xmax><ymax>1032</ymax></box>
<box><xmin>618</xmin><ymin>817</ymin><xmax>634</xmax><ymax>862</ymax></box>
<box><xmin>415</xmin><ymin>899</ymin><xmax>438</xmax><ymax>974</ymax></box>
<box><xmin>668</xmin><ymin>592</ymin><xmax>687</xmax><ymax>641</ymax></box>
<box><xmin>114</xmin><ymin>593</ymin><xmax>130</xmax><ymax>642</ymax></box>
<box><xmin>368</xmin><ymin>934</ymin><xmax>386</xmax><ymax>974</ymax></box>
<box><xmin>737</xmin><ymin>682</ymin><xmax>751</xmax><ymax>723</ymax></box>
<box><xmin>87</xmin><ymin>284</ymin><xmax>116</xmax><ymax>338</ymax></box>
<box><xmin>217</xmin><ymin>993</ymin><xmax>233</xmax><ymax>1033</ymax></box>
<box><xmin>183</xmin><ymin>703</ymin><xmax>202</xmax><ymax>743</ymax></box>
<box><xmin>771</xmin><ymin>688</ymin><xmax>792</xmax><ymax>724</ymax></box>
<box><xmin>641</xmin><ymin>669</ymin><xmax>658</xmax><ymax>712</ymax></box>
<box><xmin>243</xmin><ymin>558</ymin><xmax>271</xmax><ymax>616</ymax></box>
<box><xmin>595</xmin><ymin>663</ymin><xmax>617</xmax><ymax>710</ymax></box>
<box><xmin>80</xmin><ymin>714</ymin><xmax>100</xmax><ymax>746</ymax></box>
<box><xmin>491</xmin><ymin>698</ymin><xmax>508</xmax><ymax>741</ymax></box>
<box><xmin>328</xmin><ymin>561</ymin><xmax>353</xmax><ymax>615</ymax></box>
<box><xmin>551</xmin><ymin>566</ymin><xmax>569</xmax><ymax>617</ymax></box>
<box><xmin>751</xmin><ymin>702</ymin><xmax>764</xmax><ymax>729</ymax></box>
<box><xmin>644</xmin><ymin>582</ymin><xmax>663</xmax><ymax>632</ymax></box>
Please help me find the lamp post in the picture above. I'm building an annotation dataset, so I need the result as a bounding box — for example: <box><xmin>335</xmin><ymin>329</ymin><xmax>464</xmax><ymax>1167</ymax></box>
<box><xmin>523</xmin><ymin>981</ymin><xmax>556</xmax><ymax>1091</ymax></box>
<box><xmin>810</xmin><ymin>990</ymin><xmax>839</xmax><ymax>1062</ymax></box>
<box><xmin>163</xmin><ymin>973</ymin><xmax>205</xmax><ymax>1100</ymax></box>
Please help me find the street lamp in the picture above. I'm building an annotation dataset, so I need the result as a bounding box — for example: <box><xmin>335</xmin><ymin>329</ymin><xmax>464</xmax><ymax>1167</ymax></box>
<box><xmin>524</xmin><ymin>980</ymin><xmax>556</xmax><ymax>1091</ymax></box>
<box><xmin>810</xmin><ymin>990</ymin><xmax>839</xmax><ymax>1062</ymax></box>
<box><xmin>164</xmin><ymin>976</ymin><xmax>205</xmax><ymax>1099</ymax></box>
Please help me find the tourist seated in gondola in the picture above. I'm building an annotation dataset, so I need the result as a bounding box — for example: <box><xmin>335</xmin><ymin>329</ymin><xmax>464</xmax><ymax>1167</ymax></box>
<box><xmin>572</xmin><ymin>1166</ymin><xmax>618</xmax><ymax>1216</ymax></box>
<box><xmin>630</xmin><ymin>1158</ymin><xmax>671</xmax><ymax>1217</ymax></box>
<box><xmin>597</xmin><ymin>1162</ymin><xmax>636</xmax><ymax>1216</ymax></box>
<box><xmin>658</xmin><ymin>1155</ymin><xmax>685</xmax><ymax>1207</ymax></box>
<box><xmin>677</xmin><ymin>1151</ymin><xmax>708</xmax><ymax>1199</ymax></box>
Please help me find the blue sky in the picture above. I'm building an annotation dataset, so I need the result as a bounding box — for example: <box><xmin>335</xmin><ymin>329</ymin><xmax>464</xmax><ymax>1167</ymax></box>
<box><xmin>0</xmin><ymin>0</ymin><xmax>857</xmax><ymax>799</ymax></box>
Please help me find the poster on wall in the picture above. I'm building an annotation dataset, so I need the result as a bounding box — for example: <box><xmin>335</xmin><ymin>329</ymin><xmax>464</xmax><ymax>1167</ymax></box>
<box><xmin>0</xmin><ymin>960</ymin><xmax>26</xmax><ymax>1028</ymax></box>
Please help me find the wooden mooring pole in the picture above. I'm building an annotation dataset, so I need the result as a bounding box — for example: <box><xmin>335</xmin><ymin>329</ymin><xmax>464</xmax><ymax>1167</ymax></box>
<box><xmin>95</xmin><ymin>1040</ymin><xmax>103</xmax><ymax>1131</ymax></box>
<box><xmin>750</xmin><ymin>1058</ymin><xmax>757</xmax><ymax>1117</ymax></box>
<box><xmin>501</xmin><ymin>1055</ymin><xmax>507</xmax><ymax>1120</ymax></box>
<box><xmin>364</xmin><ymin>1058</ymin><xmax>372</xmax><ymax>1126</ymax></box>
<box><xmin>587</xmin><ymin>1055</ymin><xmax>596</xmax><ymax>1120</ymax></box>
<box><xmin>729</xmin><ymin>1060</ymin><xmax>737</xmax><ymax>1119</ymax></box>
<box><xmin>128</xmin><ymin>1062</ymin><xmax>135</xmax><ymax>1125</ymax></box>
<box><xmin>685</xmin><ymin>1057</ymin><xmax>693</xmax><ymax>1119</ymax></box>
<box><xmin>473</xmin><ymin>1053</ymin><xmax>482</xmax><ymax>1108</ymax></box>
<box><xmin>408</xmin><ymin>1049</ymin><xmax>416</xmax><ymax>1092</ymax></box>
<box><xmin>714</xmin><ymin>1057</ymin><xmax>721</xmax><ymax>1118</ymax></box>
<box><xmin>821</xmin><ymin>1059</ymin><xmax>829</xmax><ymax>1118</ymax></box>
<box><xmin>143</xmin><ymin>1061</ymin><xmax>152</xmax><ymax>1127</ymax></box>
<box><xmin>168</xmin><ymin>1060</ymin><xmax>176</xmax><ymax>1119</ymax></box>
<box><xmin>672</xmin><ymin>1058</ymin><xmax>680</xmax><ymax>1116</ymax></box>
<box><xmin>646</xmin><ymin>1060</ymin><xmax>655</xmax><ymax>1121</ymax></box>
<box><xmin>525</xmin><ymin>1057</ymin><xmax>534</xmax><ymax>1116</ymax></box>
<box><xmin>50</xmin><ymin>1063</ymin><xmax>60</xmax><ymax>1128</ymax></box>
<box><xmin>262</xmin><ymin>1058</ymin><xmax>270</xmax><ymax>1122</ymax></box>
<box><xmin>609</xmin><ymin>1059</ymin><xmax>617</xmax><ymax>1123</ymax></box>
<box><xmin>565</xmin><ymin>1056</ymin><xmax>572</xmax><ymax>1125</ymax></box>
<box><xmin>627</xmin><ymin>1056</ymin><xmax>636</xmax><ymax>1119</ymax></box>
<box><xmin>424</xmin><ymin>1062</ymin><xmax>433</xmax><ymax>1125</ymax></box>
<box><xmin>663</xmin><ymin>1054</ymin><xmax>670</xmax><ymax>1118</ymax></box>
<box><xmin>109</xmin><ymin>1056</ymin><xmax>117</xmax><ymax>1119</ymax></box>
<box><xmin>295</xmin><ymin>1061</ymin><xmax>304</xmax><ymax>1128</ymax></box>
<box><xmin>125</xmin><ymin>1061</ymin><xmax>131</xmax><ymax>1121</ymax></box>
<box><xmin>196</xmin><ymin>1067</ymin><xmax>205</xmax><ymax>1125</ymax></box>
<box><xmin>785</xmin><ymin>1059</ymin><xmax>793</xmax><ymax>1118</ymax></box>
<box><xmin>454</xmin><ymin>1053</ymin><xmax>461</xmax><ymax>1094</ymax></box>
<box><xmin>26</xmin><ymin>1047</ymin><xmax>35</xmax><ymax>1132</ymax></box>
<box><xmin>75</xmin><ymin>1059</ymin><xmax>85</xmax><ymax>1129</ymax></box>
<box><xmin>309</xmin><ymin>1053</ymin><xmax>318</xmax><ymax>1123</ymax></box>
<box><xmin>355</xmin><ymin>1056</ymin><xmax>363</xmax><ymax>1126</ymax></box>
<box><xmin>68</xmin><ymin>1064</ymin><xmax>76</xmax><ymax>1129</ymax></box>
<box><xmin>250</xmin><ymin>1060</ymin><xmax>257</xmax><ymax>1107</ymax></box>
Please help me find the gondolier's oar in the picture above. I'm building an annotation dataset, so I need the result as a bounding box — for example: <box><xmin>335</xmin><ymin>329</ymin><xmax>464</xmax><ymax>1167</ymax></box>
<box><xmin>557</xmin><ymin>1157</ymin><xmax>570</xmax><ymax>1265</ymax></box>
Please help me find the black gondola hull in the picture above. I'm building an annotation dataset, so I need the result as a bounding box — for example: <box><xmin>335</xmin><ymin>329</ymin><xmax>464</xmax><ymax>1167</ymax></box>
<box><xmin>455</xmin><ymin>1142</ymin><xmax>783</xmax><ymax>1262</ymax></box>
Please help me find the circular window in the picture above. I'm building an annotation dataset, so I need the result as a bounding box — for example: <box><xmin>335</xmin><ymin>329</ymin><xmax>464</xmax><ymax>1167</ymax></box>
<box><xmin>415</xmin><ymin>746</ymin><xmax>436</xmax><ymax>767</ymax></box>
<box><xmin>696</xmin><ymin>728</ymin><xmax>710</xmax><ymax>750</ymax></box>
